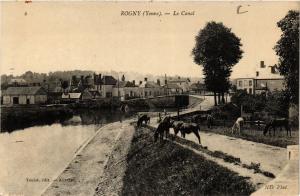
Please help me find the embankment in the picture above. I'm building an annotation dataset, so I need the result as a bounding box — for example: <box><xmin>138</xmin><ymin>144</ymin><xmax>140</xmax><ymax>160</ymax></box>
<box><xmin>95</xmin><ymin>127</ymin><xmax>256</xmax><ymax>196</ymax></box>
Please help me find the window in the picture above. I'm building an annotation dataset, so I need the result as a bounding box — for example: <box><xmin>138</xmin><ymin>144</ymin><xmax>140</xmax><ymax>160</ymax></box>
<box><xmin>249</xmin><ymin>80</ymin><xmax>252</xmax><ymax>86</ymax></box>
<box><xmin>238</xmin><ymin>81</ymin><xmax>243</xmax><ymax>87</ymax></box>
<box><xmin>106</xmin><ymin>92</ymin><xmax>112</xmax><ymax>98</ymax></box>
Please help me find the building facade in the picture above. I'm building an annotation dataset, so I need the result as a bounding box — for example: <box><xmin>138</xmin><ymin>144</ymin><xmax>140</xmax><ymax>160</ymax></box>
<box><xmin>236</xmin><ymin>78</ymin><xmax>255</xmax><ymax>94</ymax></box>
<box><xmin>2</xmin><ymin>86</ymin><xmax>47</xmax><ymax>105</ymax></box>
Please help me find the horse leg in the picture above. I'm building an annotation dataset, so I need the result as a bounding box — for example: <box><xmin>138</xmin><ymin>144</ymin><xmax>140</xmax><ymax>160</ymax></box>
<box><xmin>182</xmin><ymin>132</ymin><xmax>185</xmax><ymax>139</ymax></box>
<box><xmin>286</xmin><ymin>125</ymin><xmax>291</xmax><ymax>137</ymax></box>
<box><xmin>231</xmin><ymin>124</ymin><xmax>235</xmax><ymax>134</ymax></box>
<box><xmin>194</xmin><ymin>130</ymin><xmax>201</xmax><ymax>144</ymax></box>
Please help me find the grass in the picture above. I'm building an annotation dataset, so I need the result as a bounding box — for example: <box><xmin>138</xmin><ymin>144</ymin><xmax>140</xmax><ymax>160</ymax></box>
<box><xmin>121</xmin><ymin>127</ymin><xmax>256</xmax><ymax>196</ymax></box>
<box><xmin>171</xmin><ymin>134</ymin><xmax>275</xmax><ymax>179</ymax></box>
<box><xmin>202</xmin><ymin>125</ymin><xmax>298</xmax><ymax>148</ymax></box>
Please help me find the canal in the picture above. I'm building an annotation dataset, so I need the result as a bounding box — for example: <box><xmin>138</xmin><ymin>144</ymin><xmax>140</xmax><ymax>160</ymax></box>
<box><xmin>0</xmin><ymin>110</ymin><xmax>134</xmax><ymax>196</ymax></box>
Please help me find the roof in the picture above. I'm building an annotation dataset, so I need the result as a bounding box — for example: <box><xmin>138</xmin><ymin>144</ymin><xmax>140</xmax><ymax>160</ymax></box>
<box><xmin>69</xmin><ymin>92</ymin><xmax>81</xmax><ymax>99</ymax></box>
<box><xmin>115</xmin><ymin>81</ymin><xmax>126</xmax><ymax>88</ymax></box>
<box><xmin>190</xmin><ymin>82</ymin><xmax>206</xmax><ymax>90</ymax></box>
<box><xmin>3</xmin><ymin>86</ymin><xmax>47</xmax><ymax>96</ymax></box>
<box><xmin>139</xmin><ymin>81</ymin><xmax>161</xmax><ymax>88</ymax></box>
<box><xmin>9</xmin><ymin>78</ymin><xmax>27</xmax><ymax>84</ymax></box>
<box><xmin>102</xmin><ymin>76</ymin><xmax>117</xmax><ymax>85</ymax></box>
<box><xmin>167</xmin><ymin>77</ymin><xmax>190</xmax><ymax>83</ymax></box>
<box><xmin>164</xmin><ymin>83</ymin><xmax>182</xmax><ymax>89</ymax></box>
<box><xmin>124</xmin><ymin>81</ymin><xmax>137</xmax><ymax>87</ymax></box>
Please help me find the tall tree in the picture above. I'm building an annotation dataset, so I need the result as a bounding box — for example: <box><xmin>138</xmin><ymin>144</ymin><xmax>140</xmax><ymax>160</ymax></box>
<box><xmin>274</xmin><ymin>10</ymin><xmax>299</xmax><ymax>105</ymax></box>
<box><xmin>192</xmin><ymin>22</ymin><xmax>243</xmax><ymax>105</ymax></box>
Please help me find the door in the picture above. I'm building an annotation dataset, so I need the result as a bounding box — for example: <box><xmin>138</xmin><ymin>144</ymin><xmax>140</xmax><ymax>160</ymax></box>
<box><xmin>13</xmin><ymin>97</ymin><xmax>19</xmax><ymax>104</ymax></box>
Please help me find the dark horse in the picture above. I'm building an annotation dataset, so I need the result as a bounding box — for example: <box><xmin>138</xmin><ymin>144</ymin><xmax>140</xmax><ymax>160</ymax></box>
<box><xmin>178</xmin><ymin>123</ymin><xmax>202</xmax><ymax>144</ymax></box>
<box><xmin>263</xmin><ymin>118</ymin><xmax>291</xmax><ymax>137</ymax></box>
<box><xmin>170</xmin><ymin>120</ymin><xmax>184</xmax><ymax>136</ymax></box>
<box><xmin>154</xmin><ymin>117</ymin><xmax>172</xmax><ymax>142</ymax></box>
<box><xmin>137</xmin><ymin>114</ymin><xmax>150</xmax><ymax>127</ymax></box>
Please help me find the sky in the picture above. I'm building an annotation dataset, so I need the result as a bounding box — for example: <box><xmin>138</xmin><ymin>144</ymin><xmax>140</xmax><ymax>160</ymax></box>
<box><xmin>1</xmin><ymin>1</ymin><xmax>299</xmax><ymax>78</ymax></box>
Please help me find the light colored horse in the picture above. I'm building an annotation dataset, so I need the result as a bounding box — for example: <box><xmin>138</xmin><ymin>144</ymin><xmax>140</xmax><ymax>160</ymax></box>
<box><xmin>231</xmin><ymin>117</ymin><xmax>244</xmax><ymax>135</ymax></box>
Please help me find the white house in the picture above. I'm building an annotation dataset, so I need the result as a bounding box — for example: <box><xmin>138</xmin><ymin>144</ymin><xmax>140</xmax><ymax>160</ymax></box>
<box><xmin>2</xmin><ymin>86</ymin><xmax>47</xmax><ymax>105</ymax></box>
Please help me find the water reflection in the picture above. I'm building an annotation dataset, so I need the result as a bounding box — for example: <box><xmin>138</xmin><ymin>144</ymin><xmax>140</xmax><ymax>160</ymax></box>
<box><xmin>2</xmin><ymin>109</ymin><xmax>135</xmax><ymax>133</ymax></box>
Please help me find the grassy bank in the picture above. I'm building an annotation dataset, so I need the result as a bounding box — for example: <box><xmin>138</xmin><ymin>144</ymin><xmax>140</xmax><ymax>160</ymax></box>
<box><xmin>121</xmin><ymin>127</ymin><xmax>256</xmax><ymax>195</ymax></box>
<box><xmin>202</xmin><ymin>126</ymin><xmax>298</xmax><ymax>148</ymax></box>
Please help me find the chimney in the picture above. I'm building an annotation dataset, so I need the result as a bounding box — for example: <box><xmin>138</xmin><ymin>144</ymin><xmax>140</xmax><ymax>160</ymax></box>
<box><xmin>144</xmin><ymin>77</ymin><xmax>147</xmax><ymax>82</ymax></box>
<box><xmin>132</xmin><ymin>80</ymin><xmax>135</xmax><ymax>86</ymax></box>
<box><xmin>164</xmin><ymin>73</ymin><xmax>167</xmax><ymax>85</ymax></box>
<box><xmin>139</xmin><ymin>81</ymin><xmax>142</xmax><ymax>85</ymax></box>
<box><xmin>260</xmin><ymin>61</ymin><xmax>265</xmax><ymax>68</ymax></box>
<box><xmin>157</xmin><ymin>79</ymin><xmax>160</xmax><ymax>85</ymax></box>
<box><xmin>93</xmin><ymin>73</ymin><xmax>97</xmax><ymax>84</ymax></box>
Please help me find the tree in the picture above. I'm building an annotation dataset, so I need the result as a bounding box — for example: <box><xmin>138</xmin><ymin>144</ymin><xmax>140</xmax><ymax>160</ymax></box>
<box><xmin>274</xmin><ymin>10</ymin><xmax>299</xmax><ymax>105</ymax></box>
<box><xmin>192</xmin><ymin>22</ymin><xmax>243</xmax><ymax>105</ymax></box>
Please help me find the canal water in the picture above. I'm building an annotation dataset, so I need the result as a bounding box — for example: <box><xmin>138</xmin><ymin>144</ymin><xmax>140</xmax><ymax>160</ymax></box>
<box><xmin>0</xmin><ymin>110</ymin><xmax>134</xmax><ymax>196</ymax></box>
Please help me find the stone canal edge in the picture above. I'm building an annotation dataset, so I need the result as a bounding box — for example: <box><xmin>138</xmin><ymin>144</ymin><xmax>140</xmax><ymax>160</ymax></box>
<box><xmin>41</xmin><ymin>118</ymin><xmax>136</xmax><ymax>196</ymax></box>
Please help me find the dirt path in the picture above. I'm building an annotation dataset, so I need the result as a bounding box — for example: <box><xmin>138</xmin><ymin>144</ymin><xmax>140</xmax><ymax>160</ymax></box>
<box><xmin>42</xmin><ymin>119</ymin><xmax>135</xmax><ymax>196</ymax></box>
<box><xmin>150</xmin><ymin>116</ymin><xmax>287</xmax><ymax>185</ymax></box>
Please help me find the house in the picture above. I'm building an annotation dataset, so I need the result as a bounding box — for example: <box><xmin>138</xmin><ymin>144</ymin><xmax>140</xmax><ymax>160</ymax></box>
<box><xmin>47</xmin><ymin>86</ymin><xmax>63</xmax><ymax>104</ymax></box>
<box><xmin>124</xmin><ymin>80</ymin><xmax>141</xmax><ymax>99</ymax></box>
<box><xmin>166</xmin><ymin>76</ymin><xmax>191</xmax><ymax>92</ymax></box>
<box><xmin>112</xmin><ymin>80</ymin><xmax>126</xmax><ymax>100</ymax></box>
<box><xmin>2</xmin><ymin>86</ymin><xmax>47</xmax><ymax>105</ymax></box>
<box><xmin>164</xmin><ymin>83</ymin><xmax>183</xmax><ymax>95</ymax></box>
<box><xmin>236</xmin><ymin>78</ymin><xmax>255</xmax><ymax>94</ymax></box>
<box><xmin>190</xmin><ymin>82</ymin><xmax>206</xmax><ymax>94</ymax></box>
<box><xmin>61</xmin><ymin>92</ymin><xmax>82</xmax><ymax>103</ymax></box>
<box><xmin>8</xmin><ymin>78</ymin><xmax>28</xmax><ymax>86</ymax></box>
<box><xmin>254</xmin><ymin>78</ymin><xmax>284</xmax><ymax>94</ymax></box>
<box><xmin>101</xmin><ymin>75</ymin><xmax>117</xmax><ymax>98</ymax></box>
<box><xmin>139</xmin><ymin>78</ymin><xmax>163</xmax><ymax>98</ymax></box>
<box><xmin>236</xmin><ymin>78</ymin><xmax>284</xmax><ymax>95</ymax></box>
<box><xmin>236</xmin><ymin>61</ymin><xmax>284</xmax><ymax>95</ymax></box>
<box><xmin>113</xmin><ymin>80</ymin><xmax>142</xmax><ymax>101</ymax></box>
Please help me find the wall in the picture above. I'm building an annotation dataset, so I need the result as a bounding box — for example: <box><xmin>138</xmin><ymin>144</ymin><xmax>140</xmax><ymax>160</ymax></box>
<box><xmin>35</xmin><ymin>95</ymin><xmax>47</xmax><ymax>104</ymax></box>
<box><xmin>255</xmin><ymin>79</ymin><xmax>284</xmax><ymax>92</ymax></box>
<box><xmin>101</xmin><ymin>85</ymin><xmax>114</xmax><ymax>98</ymax></box>
<box><xmin>3</xmin><ymin>96</ymin><xmax>10</xmax><ymax>105</ymax></box>
<box><xmin>236</xmin><ymin>78</ymin><xmax>254</xmax><ymax>94</ymax></box>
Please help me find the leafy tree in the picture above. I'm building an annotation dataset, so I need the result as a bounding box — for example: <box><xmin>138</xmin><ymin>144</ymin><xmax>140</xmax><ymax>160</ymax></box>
<box><xmin>192</xmin><ymin>22</ymin><xmax>243</xmax><ymax>105</ymax></box>
<box><xmin>274</xmin><ymin>10</ymin><xmax>299</xmax><ymax>105</ymax></box>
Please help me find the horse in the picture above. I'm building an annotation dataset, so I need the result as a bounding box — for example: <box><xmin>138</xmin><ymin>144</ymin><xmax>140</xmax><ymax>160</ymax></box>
<box><xmin>177</xmin><ymin>123</ymin><xmax>201</xmax><ymax>144</ymax></box>
<box><xmin>170</xmin><ymin>120</ymin><xmax>184</xmax><ymax>137</ymax></box>
<box><xmin>263</xmin><ymin>118</ymin><xmax>291</xmax><ymax>137</ymax></box>
<box><xmin>206</xmin><ymin>114</ymin><xmax>214</xmax><ymax>129</ymax></box>
<box><xmin>154</xmin><ymin>118</ymin><xmax>172</xmax><ymax>142</ymax></box>
<box><xmin>137</xmin><ymin>114</ymin><xmax>150</xmax><ymax>127</ymax></box>
<box><xmin>231</xmin><ymin>117</ymin><xmax>244</xmax><ymax>135</ymax></box>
